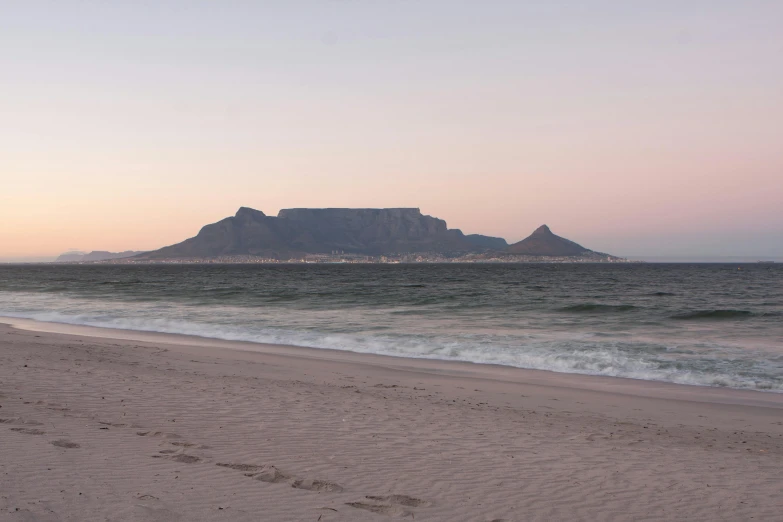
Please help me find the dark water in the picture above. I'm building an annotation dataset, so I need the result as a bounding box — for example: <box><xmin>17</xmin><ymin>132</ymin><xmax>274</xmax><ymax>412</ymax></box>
<box><xmin>1</xmin><ymin>263</ymin><xmax>781</xmax><ymax>391</ymax></box>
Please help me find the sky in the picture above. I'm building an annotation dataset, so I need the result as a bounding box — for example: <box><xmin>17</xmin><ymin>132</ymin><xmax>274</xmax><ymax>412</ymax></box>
<box><xmin>1</xmin><ymin>0</ymin><xmax>782</xmax><ymax>261</ymax></box>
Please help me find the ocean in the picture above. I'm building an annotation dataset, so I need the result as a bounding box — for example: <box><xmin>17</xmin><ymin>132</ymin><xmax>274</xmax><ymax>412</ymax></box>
<box><xmin>1</xmin><ymin>263</ymin><xmax>781</xmax><ymax>392</ymax></box>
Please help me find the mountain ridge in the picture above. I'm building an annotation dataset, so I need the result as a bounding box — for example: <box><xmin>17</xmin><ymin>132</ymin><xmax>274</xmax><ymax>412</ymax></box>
<box><xmin>135</xmin><ymin>207</ymin><xmax>611</xmax><ymax>260</ymax></box>
<box><xmin>56</xmin><ymin>250</ymin><xmax>146</xmax><ymax>263</ymax></box>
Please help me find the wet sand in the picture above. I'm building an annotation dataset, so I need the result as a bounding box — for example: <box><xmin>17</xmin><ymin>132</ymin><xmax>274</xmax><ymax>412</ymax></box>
<box><xmin>2</xmin><ymin>319</ymin><xmax>782</xmax><ymax>521</ymax></box>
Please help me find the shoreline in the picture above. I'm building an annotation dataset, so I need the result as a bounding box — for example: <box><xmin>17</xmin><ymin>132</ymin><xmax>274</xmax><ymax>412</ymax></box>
<box><xmin>2</xmin><ymin>320</ymin><xmax>782</xmax><ymax>520</ymax></box>
<box><xmin>3</xmin><ymin>315</ymin><xmax>782</xmax><ymax>408</ymax></box>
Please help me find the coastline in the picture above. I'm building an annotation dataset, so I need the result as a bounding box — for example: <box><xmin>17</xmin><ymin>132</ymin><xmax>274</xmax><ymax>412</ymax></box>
<box><xmin>2</xmin><ymin>318</ymin><xmax>783</xmax><ymax>520</ymax></box>
<box><xmin>3</xmin><ymin>315</ymin><xmax>782</xmax><ymax>405</ymax></box>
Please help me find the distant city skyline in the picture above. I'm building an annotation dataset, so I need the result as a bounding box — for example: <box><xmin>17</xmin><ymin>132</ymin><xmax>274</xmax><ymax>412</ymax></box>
<box><xmin>2</xmin><ymin>1</ymin><xmax>781</xmax><ymax>259</ymax></box>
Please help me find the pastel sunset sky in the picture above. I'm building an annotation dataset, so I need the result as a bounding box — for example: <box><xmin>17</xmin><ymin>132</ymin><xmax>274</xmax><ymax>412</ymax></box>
<box><xmin>2</xmin><ymin>1</ymin><xmax>782</xmax><ymax>260</ymax></box>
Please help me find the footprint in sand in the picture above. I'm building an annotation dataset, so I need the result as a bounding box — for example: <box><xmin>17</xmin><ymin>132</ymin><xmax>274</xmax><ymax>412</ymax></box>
<box><xmin>151</xmin><ymin>453</ymin><xmax>201</xmax><ymax>463</ymax></box>
<box><xmin>51</xmin><ymin>439</ymin><xmax>80</xmax><ymax>448</ymax></box>
<box><xmin>217</xmin><ymin>462</ymin><xmax>269</xmax><ymax>473</ymax></box>
<box><xmin>216</xmin><ymin>462</ymin><xmax>344</xmax><ymax>492</ymax></box>
<box><xmin>345</xmin><ymin>502</ymin><xmax>413</xmax><ymax>518</ymax></box>
<box><xmin>10</xmin><ymin>427</ymin><xmax>46</xmax><ymax>435</ymax></box>
<box><xmin>99</xmin><ymin>421</ymin><xmax>127</xmax><ymax>428</ymax></box>
<box><xmin>255</xmin><ymin>466</ymin><xmax>293</xmax><ymax>484</ymax></box>
<box><xmin>345</xmin><ymin>494</ymin><xmax>428</xmax><ymax>517</ymax></box>
<box><xmin>1</xmin><ymin>417</ymin><xmax>44</xmax><ymax>426</ymax></box>
<box><xmin>365</xmin><ymin>495</ymin><xmax>429</xmax><ymax>507</ymax></box>
<box><xmin>292</xmin><ymin>478</ymin><xmax>344</xmax><ymax>493</ymax></box>
<box><xmin>170</xmin><ymin>441</ymin><xmax>211</xmax><ymax>449</ymax></box>
<box><xmin>171</xmin><ymin>454</ymin><xmax>201</xmax><ymax>464</ymax></box>
<box><xmin>217</xmin><ymin>463</ymin><xmax>291</xmax><ymax>484</ymax></box>
<box><xmin>136</xmin><ymin>430</ymin><xmax>182</xmax><ymax>439</ymax></box>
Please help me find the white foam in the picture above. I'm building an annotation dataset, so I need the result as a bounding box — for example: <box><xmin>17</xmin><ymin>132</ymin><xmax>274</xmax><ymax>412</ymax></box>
<box><xmin>1</xmin><ymin>292</ymin><xmax>781</xmax><ymax>393</ymax></box>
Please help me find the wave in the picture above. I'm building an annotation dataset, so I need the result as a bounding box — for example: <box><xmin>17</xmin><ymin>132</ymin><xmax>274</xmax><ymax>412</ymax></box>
<box><xmin>2</xmin><ymin>308</ymin><xmax>780</xmax><ymax>393</ymax></box>
<box><xmin>558</xmin><ymin>304</ymin><xmax>637</xmax><ymax>313</ymax></box>
<box><xmin>671</xmin><ymin>310</ymin><xmax>754</xmax><ymax>320</ymax></box>
<box><xmin>650</xmin><ymin>292</ymin><xmax>676</xmax><ymax>296</ymax></box>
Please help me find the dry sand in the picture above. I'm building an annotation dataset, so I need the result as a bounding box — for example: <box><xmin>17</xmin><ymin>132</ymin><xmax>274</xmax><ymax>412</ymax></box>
<box><xmin>1</xmin><ymin>319</ymin><xmax>782</xmax><ymax>521</ymax></box>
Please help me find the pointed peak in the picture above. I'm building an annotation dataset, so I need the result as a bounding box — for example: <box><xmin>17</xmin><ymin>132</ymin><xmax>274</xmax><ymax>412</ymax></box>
<box><xmin>532</xmin><ymin>224</ymin><xmax>552</xmax><ymax>235</ymax></box>
<box><xmin>235</xmin><ymin>207</ymin><xmax>266</xmax><ymax>218</ymax></box>
<box><xmin>506</xmin><ymin>224</ymin><xmax>589</xmax><ymax>256</ymax></box>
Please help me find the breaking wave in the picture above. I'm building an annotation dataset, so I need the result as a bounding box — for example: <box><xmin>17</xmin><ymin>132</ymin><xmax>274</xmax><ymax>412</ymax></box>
<box><xmin>1</xmin><ymin>307</ymin><xmax>781</xmax><ymax>393</ymax></box>
<box><xmin>558</xmin><ymin>304</ymin><xmax>637</xmax><ymax>313</ymax></box>
<box><xmin>671</xmin><ymin>309</ymin><xmax>754</xmax><ymax>320</ymax></box>
<box><xmin>2</xmin><ymin>262</ymin><xmax>782</xmax><ymax>394</ymax></box>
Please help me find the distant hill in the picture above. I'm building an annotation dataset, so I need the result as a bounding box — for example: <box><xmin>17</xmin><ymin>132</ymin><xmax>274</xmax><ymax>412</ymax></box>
<box><xmin>465</xmin><ymin>234</ymin><xmax>508</xmax><ymax>250</ymax></box>
<box><xmin>55</xmin><ymin>251</ymin><xmax>87</xmax><ymax>263</ymax></box>
<box><xmin>56</xmin><ymin>250</ymin><xmax>145</xmax><ymax>263</ymax></box>
<box><xmin>506</xmin><ymin>225</ymin><xmax>592</xmax><ymax>256</ymax></box>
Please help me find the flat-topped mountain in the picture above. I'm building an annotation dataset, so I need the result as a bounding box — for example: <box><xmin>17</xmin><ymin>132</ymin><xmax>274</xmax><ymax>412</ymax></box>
<box><xmin>139</xmin><ymin>207</ymin><xmax>506</xmax><ymax>259</ymax></box>
<box><xmin>135</xmin><ymin>208</ymin><xmax>613</xmax><ymax>261</ymax></box>
<box><xmin>275</xmin><ymin>207</ymin><xmax>469</xmax><ymax>253</ymax></box>
<box><xmin>506</xmin><ymin>225</ymin><xmax>592</xmax><ymax>256</ymax></box>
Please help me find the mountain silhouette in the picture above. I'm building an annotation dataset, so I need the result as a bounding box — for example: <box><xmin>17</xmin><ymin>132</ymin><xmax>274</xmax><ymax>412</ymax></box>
<box><xmin>139</xmin><ymin>207</ymin><xmax>502</xmax><ymax>258</ymax></box>
<box><xmin>506</xmin><ymin>225</ymin><xmax>591</xmax><ymax>256</ymax></box>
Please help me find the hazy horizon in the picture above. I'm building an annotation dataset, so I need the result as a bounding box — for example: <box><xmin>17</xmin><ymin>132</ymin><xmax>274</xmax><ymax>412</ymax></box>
<box><xmin>2</xmin><ymin>1</ymin><xmax>781</xmax><ymax>259</ymax></box>
<box><xmin>1</xmin><ymin>203</ymin><xmax>781</xmax><ymax>263</ymax></box>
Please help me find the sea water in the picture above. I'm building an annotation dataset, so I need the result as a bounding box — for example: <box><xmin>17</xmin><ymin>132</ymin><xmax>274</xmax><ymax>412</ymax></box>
<box><xmin>1</xmin><ymin>263</ymin><xmax>781</xmax><ymax>391</ymax></box>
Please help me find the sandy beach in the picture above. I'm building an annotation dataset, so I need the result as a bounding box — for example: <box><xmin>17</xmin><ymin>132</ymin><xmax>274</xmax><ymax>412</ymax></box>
<box><xmin>2</xmin><ymin>318</ymin><xmax>782</xmax><ymax>521</ymax></box>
